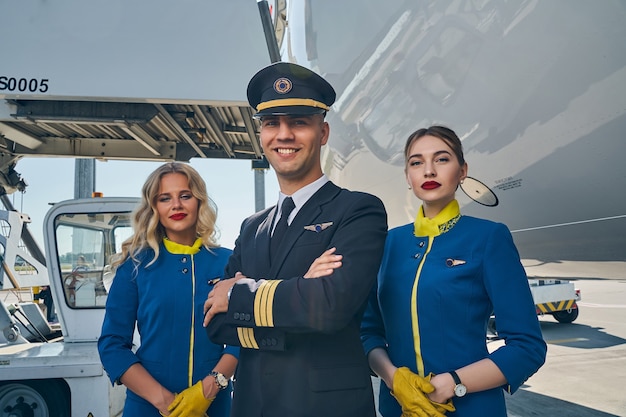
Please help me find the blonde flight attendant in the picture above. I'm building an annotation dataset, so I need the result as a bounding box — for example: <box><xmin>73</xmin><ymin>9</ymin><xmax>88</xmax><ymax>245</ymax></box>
<box><xmin>99</xmin><ymin>162</ymin><xmax>237</xmax><ymax>417</ymax></box>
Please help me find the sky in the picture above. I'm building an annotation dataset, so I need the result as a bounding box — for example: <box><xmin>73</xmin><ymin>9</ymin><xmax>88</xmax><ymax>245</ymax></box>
<box><xmin>11</xmin><ymin>157</ymin><xmax>280</xmax><ymax>251</ymax></box>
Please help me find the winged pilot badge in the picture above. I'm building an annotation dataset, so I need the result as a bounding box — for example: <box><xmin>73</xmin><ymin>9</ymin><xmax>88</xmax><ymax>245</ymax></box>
<box><xmin>304</xmin><ymin>222</ymin><xmax>333</xmax><ymax>233</ymax></box>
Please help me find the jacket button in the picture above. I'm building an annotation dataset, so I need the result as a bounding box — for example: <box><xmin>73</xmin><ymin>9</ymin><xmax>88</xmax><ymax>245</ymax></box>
<box><xmin>233</xmin><ymin>312</ymin><xmax>240</xmax><ymax>320</ymax></box>
<box><xmin>182</xmin><ymin>268</ymin><xmax>188</xmax><ymax>273</ymax></box>
<box><xmin>244</xmin><ymin>314</ymin><xmax>251</xmax><ymax>321</ymax></box>
<box><xmin>419</xmin><ymin>241</ymin><xmax>425</xmax><ymax>247</ymax></box>
<box><xmin>414</xmin><ymin>253</ymin><xmax>422</xmax><ymax>259</ymax></box>
<box><xmin>181</xmin><ymin>257</ymin><xmax>188</xmax><ymax>263</ymax></box>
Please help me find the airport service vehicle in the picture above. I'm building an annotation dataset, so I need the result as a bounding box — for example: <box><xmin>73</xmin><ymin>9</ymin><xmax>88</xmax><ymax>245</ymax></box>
<box><xmin>1</xmin><ymin>197</ymin><xmax>137</xmax><ymax>417</ymax></box>
<box><xmin>529</xmin><ymin>279</ymin><xmax>581</xmax><ymax>324</ymax></box>
<box><xmin>488</xmin><ymin>278</ymin><xmax>581</xmax><ymax>337</ymax></box>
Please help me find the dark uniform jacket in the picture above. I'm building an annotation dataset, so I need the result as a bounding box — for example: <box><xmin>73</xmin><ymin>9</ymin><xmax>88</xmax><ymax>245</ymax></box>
<box><xmin>207</xmin><ymin>181</ymin><xmax>387</xmax><ymax>417</ymax></box>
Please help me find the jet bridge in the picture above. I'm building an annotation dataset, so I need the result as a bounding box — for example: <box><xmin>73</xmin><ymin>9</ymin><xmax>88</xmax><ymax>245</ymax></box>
<box><xmin>0</xmin><ymin>0</ymin><xmax>281</xmax><ymax>195</ymax></box>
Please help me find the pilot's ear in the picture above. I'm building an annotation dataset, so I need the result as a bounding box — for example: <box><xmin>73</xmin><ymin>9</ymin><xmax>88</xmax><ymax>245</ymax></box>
<box><xmin>320</xmin><ymin>121</ymin><xmax>330</xmax><ymax>146</ymax></box>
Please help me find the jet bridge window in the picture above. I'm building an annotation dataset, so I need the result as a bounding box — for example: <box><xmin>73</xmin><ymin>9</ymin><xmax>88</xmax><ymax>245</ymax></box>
<box><xmin>54</xmin><ymin>212</ymin><xmax>132</xmax><ymax>309</ymax></box>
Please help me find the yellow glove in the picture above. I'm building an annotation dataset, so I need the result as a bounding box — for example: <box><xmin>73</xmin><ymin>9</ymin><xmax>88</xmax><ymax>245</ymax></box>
<box><xmin>421</xmin><ymin>373</ymin><xmax>455</xmax><ymax>415</ymax></box>
<box><xmin>391</xmin><ymin>367</ymin><xmax>455</xmax><ymax>417</ymax></box>
<box><xmin>166</xmin><ymin>381</ymin><xmax>213</xmax><ymax>417</ymax></box>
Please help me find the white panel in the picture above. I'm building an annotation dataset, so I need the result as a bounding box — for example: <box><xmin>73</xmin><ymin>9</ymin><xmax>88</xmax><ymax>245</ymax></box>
<box><xmin>0</xmin><ymin>0</ymin><xmax>270</xmax><ymax>103</ymax></box>
<box><xmin>530</xmin><ymin>282</ymin><xmax>577</xmax><ymax>305</ymax></box>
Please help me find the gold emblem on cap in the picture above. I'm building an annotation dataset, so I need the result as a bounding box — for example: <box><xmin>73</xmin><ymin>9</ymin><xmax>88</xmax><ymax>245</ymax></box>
<box><xmin>274</xmin><ymin>77</ymin><xmax>293</xmax><ymax>94</ymax></box>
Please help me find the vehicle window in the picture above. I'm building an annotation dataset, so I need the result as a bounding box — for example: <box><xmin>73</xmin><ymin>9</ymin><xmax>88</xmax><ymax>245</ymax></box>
<box><xmin>54</xmin><ymin>211</ymin><xmax>133</xmax><ymax>309</ymax></box>
<box><xmin>56</xmin><ymin>224</ymin><xmax>104</xmax><ymax>308</ymax></box>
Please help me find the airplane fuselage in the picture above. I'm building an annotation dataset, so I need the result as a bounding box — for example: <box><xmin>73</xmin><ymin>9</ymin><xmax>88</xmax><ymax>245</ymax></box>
<box><xmin>280</xmin><ymin>0</ymin><xmax>626</xmax><ymax>278</ymax></box>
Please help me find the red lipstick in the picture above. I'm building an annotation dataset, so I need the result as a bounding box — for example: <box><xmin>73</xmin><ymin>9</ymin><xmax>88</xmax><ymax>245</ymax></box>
<box><xmin>170</xmin><ymin>213</ymin><xmax>187</xmax><ymax>220</ymax></box>
<box><xmin>421</xmin><ymin>181</ymin><xmax>441</xmax><ymax>190</ymax></box>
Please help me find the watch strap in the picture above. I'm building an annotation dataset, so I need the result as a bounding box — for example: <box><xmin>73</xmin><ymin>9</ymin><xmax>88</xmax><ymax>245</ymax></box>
<box><xmin>449</xmin><ymin>370</ymin><xmax>462</xmax><ymax>385</ymax></box>
<box><xmin>449</xmin><ymin>370</ymin><xmax>467</xmax><ymax>397</ymax></box>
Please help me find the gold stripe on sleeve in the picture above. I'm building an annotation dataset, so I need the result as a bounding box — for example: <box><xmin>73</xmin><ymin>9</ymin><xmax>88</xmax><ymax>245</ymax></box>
<box><xmin>237</xmin><ymin>327</ymin><xmax>259</xmax><ymax>349</ymax></box>
<box><xmin>264</xmin><ymin>280</ymin><xmax>281</xmax><ymax>327</ymax></box>
<box><xmin>254</xmin><ymin>280</ymin><xmax>282</xmax><ymax>327</ymax></box>
<box><xmin>237</xmin><ymin>327</ymin><xmax>250</xmax><ymax>348</ymax></box>
<box><xmin>254</xmin><ymin>281</ymin><xmax>270</xmax><ymax>326</ymax></box>
<box><xmin>246</xmin><ymin>328</ymin><xmax>259</xmax><ymax>349</ymax></box>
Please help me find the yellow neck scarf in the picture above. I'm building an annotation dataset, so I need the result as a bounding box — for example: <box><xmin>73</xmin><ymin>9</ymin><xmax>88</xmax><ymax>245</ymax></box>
<box><xmin>163</xmin><ymin>237</ymin><xmax>203</xmax><ymax>255</ymax></box>
<box><xmin>413</xmin><ymin>200</ymin><xmax>461</xmax><ymax>237</ymax></box>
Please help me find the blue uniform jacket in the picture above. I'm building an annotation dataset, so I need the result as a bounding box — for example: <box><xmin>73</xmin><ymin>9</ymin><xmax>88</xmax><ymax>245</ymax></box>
<box><xmin>362</xmin><ymin>203</ymin><xmax>546</xmax><ymax>417</ymax></box>
<box><xmin>98</xmin><ymin>242</ymin><xmax>237</xmax><ymax>417</ymax></box>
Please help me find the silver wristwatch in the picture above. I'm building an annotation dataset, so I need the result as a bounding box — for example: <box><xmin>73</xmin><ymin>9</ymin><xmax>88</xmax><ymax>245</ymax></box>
<box><xmin>209</xmin><ymin>371</ymin><xmax>228</xmax><ymax>390</ymax></box>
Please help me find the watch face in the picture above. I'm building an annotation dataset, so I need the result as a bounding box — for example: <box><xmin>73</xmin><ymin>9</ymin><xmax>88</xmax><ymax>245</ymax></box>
<box><xmin>216</xmin><ymin>373</ymin><xmax>228</xmax><ymax>388</ymax></box>
<box><xmin>454</xmin><ymin>384</ymin><xmax>467</xmax><ymax>397</ymax></box>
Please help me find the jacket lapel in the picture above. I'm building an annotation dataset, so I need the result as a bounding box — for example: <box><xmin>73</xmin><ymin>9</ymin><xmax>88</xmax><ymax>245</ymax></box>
<box><xmin>253</xmin><ymin>206</ymin><xmax>276</xmax><ymax>275</ymax></box>
<box><xmin>268</xmin><ymin>182</ymin><xmax>341</xmax><ymax>278</ymax></box>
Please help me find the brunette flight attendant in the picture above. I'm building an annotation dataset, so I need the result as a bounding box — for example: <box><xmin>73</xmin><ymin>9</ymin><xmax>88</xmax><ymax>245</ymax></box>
<box><xmin>361</xmin><ymin>126</ymin><xmax>546</xmax><ymax>416</ymax></box>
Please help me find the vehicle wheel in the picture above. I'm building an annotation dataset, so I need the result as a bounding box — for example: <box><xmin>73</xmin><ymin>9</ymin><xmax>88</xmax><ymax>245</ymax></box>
<box><xmin>552</xmin><ymin>305</ymin><xmax>579</xmax><ymax>323</ymax></box>
<box><xmin>0</xmin><ymin>380</ymin><xmax>69</xmax><ymax>417</ymax></box>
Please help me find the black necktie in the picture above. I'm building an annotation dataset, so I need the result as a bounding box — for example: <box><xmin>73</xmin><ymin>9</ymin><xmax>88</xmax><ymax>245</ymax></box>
<box><xmin>270</xmin><ymin>197</ymin><xmax>295</xmax><ymax>257</ymax></box>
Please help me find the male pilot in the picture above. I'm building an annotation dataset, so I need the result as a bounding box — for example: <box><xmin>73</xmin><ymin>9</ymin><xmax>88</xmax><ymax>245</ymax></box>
<box><xmin>204</xmin><ymin>62</ymin><xmax>387</xmax><ymax>417</ymax></box>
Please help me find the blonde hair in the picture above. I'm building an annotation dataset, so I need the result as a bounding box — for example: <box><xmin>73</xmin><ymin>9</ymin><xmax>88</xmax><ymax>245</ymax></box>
<box><xmin>112</xmin><ymin>162</ymin><xmax>219</xmax><ymax>269</ymax></box>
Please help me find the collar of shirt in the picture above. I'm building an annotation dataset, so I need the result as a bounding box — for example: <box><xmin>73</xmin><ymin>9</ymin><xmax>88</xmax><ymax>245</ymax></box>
<box><xmin>274</xmin><ymin>174</ymin><xmax>329</xmax><ymax>231</ymax></box>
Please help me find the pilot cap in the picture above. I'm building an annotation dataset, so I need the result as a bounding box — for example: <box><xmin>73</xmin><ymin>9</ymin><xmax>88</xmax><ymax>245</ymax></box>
<box><xmin>247</xmin><ymin>62</ymin><xmax>336</xmax><ymax>118</ymax></box>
